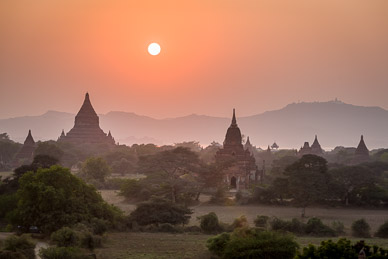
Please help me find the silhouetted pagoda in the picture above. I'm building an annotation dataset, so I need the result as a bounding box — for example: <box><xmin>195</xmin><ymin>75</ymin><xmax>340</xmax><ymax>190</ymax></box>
<box><xmin>298</xmin><ymin>135</ymin><xmax>323</xmax><ymax>156</ymax></box>
<box><xmin>58</xmin><ymin>93</ymin><xmax>115</xmax><ymax>145</ymax></box>
<box><xmin>215</xmin><ymin>109</ymin><xmax>258</xmax><ymax>190</ymax></box>
<box><xmin>14</xmin><ymin>130</ymin><xmax>36</xmax><ymax>164</ymax></box>
<box><xmin>353</xmin><ymin>135</ymin><xmax>370</xmax><ymax>164</ymax></box>
<box><xmin>310</xmin><ymin>135</ymin><xmax>324</xmax><ymax>155</ymax></box>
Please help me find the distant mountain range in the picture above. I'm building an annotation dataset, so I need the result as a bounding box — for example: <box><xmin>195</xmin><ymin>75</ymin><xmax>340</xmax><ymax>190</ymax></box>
<box><xmin>1</xmin><ymin>100</ymin><xmax>388</xmax><ymax>150</ymax></box>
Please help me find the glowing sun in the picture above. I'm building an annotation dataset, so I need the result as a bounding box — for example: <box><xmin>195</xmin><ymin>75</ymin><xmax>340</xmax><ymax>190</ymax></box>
<box><xmin>148</xmin><ymin>43</ymin><xmax>161</xmax><ymax>55</ymax></box>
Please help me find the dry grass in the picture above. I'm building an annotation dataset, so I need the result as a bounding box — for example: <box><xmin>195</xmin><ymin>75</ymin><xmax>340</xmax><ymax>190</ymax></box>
<box><xmin>94</xmin><ymin>232</ymin><xmax>212</xmax><ymax>259</ymax></box>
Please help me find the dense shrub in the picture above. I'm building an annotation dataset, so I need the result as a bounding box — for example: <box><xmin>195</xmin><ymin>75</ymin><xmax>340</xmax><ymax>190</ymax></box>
<box><xmin>1</xmin><ymin>235</ymin><xmax>35</xmax><ymax>259</ymax></box>
<box><xmin>209</xmin><ymin>187</ymin><xmax>229</xmax><ymax>205</ymax></box>
<box><xmin>198</xmin><ymin>212</ymin><xmax>222</xmax><ymax>234</ymax></box>
<box><xmin>39</xmin><ymin>247</ymin><xmax>90</xmax><ymax>259</ymax></box>
<box><xmin>351</xmin><ymin>219</ymin><xmax>371</xmax><ymax>238</ymax></box>
<box><xmin>128</xmin><ymin>197</ymin><xmax>192</xmax><ymax>226</ymax></box>
<box><xmin>15</xmin><ymin>166</ymin><xmax>123</xmax><ymax>234</ymax></box>
<box><xmin>254</xmin><ymin>215</ymin><xmax>269</xmax><ymax>228</ymax></box>
<box><xmin>229</xmin><ymin>215</ymin><xmax>249</xmax><ymax>230</ymax></box>
<box><xmin>0</xmin><ymin>250</ymin><xmax>28</xmax><ymax>259</ymax></box>
<box><xmin>207</xmin><ymin>228</ymin><xmax>299</xmax><ymax>259</ymax></box>
<box><xmin>375</xmin><ymin>221</ymin><xmax>388</xmax><ymax>238</ymax></box>
<box><xmin>270</xmin><ymin>218</ymin><xmax>305</xmax><ymax>235</ymax></box>
<box><xmin>0</xmin><ymin>194</ymin><xmax>18</xmax><ymax>219</ymax></box>
<box><xmin>51</xmin><ymin>227</ymin><xmax>80</xmax><ymax>247</ymax></box>
<box><xmin>331</xmin><ymin>221</ymin><xmax>345</xmax><ymax>235</ymax></box>
<box><xmin>305</xmin><ymin>218</ymin><xmax>336</xmax><ymax>237</ymax></box>
<box><xmin>297</xmin><ymin>239</ymin><xmax>388</xmax><ymax>259</ymax></box>
<box><xmin>270</xmin><ymin>217</ymin><xmax>337</xmax><ymax>236</ymax></box>
<box><xmin>119</xmin><ymin>179</ymin><xmax>143</xmax><ymax>200</ymax></box>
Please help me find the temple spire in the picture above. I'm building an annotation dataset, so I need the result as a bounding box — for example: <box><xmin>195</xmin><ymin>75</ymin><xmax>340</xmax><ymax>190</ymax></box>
<box><xmin>24</xmin><ymin>130</ymin><xmax>35</xmax><ymax>145</ymax></box>
<box><xmin>231</xmin><ymin>108</ymin><xmax>237</xmax><ymax>126</ymax></box>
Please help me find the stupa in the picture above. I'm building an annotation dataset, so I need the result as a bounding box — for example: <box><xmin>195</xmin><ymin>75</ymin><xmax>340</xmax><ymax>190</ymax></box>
<box><xmin>58</xmin><ymin>93</ymin><xmax>115</xmax><ymax>145</ymax></box>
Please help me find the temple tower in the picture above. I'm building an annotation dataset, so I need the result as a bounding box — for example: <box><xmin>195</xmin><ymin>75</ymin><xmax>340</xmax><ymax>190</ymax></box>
<box><xmin>310</xmin><ymin>135</ymin><xmax>324</xmax><ymax>155</ymax></box>
<box><xmin>353</xmin><ymin>135</ymin><xmax>369</xmax><ymax>164</ymax></box>
<box><xmin>215</xmin><ymin>109</ymin><xmax>258</xmax><ymax>190</ymax></box>
<box><xmin>14</xmin><ymin>130</ymin><xmax>36</xmax><ymax>164</ymax></box>
<box><xmin>58</xmin><ymin>93</ymin><xmax>115</xmax><ymax>145</ymax></box>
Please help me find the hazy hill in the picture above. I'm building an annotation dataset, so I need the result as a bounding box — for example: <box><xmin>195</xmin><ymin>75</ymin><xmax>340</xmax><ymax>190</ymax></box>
<box><xmin>1</xmin><ymin>101</ymin><xmax>387</xmax><ymax>149</ymax></box>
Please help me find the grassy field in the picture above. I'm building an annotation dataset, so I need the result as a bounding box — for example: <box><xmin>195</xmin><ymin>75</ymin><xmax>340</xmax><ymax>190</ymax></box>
<box><xmin>94</xmin><ymin>232</ymin><xmax>212</xmax><ymax>259</ymax></box>
<box><xmin>100</xmin><ymin>190</ymin><xmax>388</xmax><ymax>235</ymax></box>
<box><xmin>94</xmin><ymin>232</ymin><xmax>388</xmax><ymax>259</ymax></box>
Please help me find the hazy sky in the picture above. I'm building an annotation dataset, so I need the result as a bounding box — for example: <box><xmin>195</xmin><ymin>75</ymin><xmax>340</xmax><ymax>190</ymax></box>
<box><xmin>1</xmin><ymin>0</ymin><xmax>387</xmax><ymax>119</ymax></box>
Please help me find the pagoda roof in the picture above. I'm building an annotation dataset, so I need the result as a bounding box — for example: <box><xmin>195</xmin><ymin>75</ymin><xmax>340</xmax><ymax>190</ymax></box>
<box><xmin>24</xmin><ymin>130</ymin><xmax>35</xmax><ymax>146</ymax></box>
<box><xmin>355</xmin><ymin>135</ymin><xmax>369</xmax><ymax>156</ymax></box>
<box><xmin>76</xmin><ymin>93</ymin><xmax>98</xmax><ymax>118</ymax></box>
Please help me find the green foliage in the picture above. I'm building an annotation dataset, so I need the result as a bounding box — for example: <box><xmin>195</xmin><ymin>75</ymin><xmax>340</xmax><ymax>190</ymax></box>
<box><xmin>119</xmin><ymin>179</ymin><xmax>143</xmax><ymax>200</ymax></box>
<box><xmin>15</xmin><ymin>165</ymin><xmax>122</xmax><ymax>234</ymax></box>
<box><xmin>0</xmin><ymin>194</ymin><xmax>18</xmax><ymax>218</ymax></box>
<box><xmin>270</xmin><ymin>217</ymin><xmax>337</xmax><ymax>237</ymax></box>
<box><xmin>351</xmin><ymin>218</ymin><xmax>371</xmax><ymax>238</ymax></box>
<box><xmin>35</xmin><ymin>142</ymin><xmax>64</xmax><ymax>162</ymax></box>
<box><xmin>128</xmin><ymin>197</ymin><xmax>192</xmax><ymax>226</ymax></box>
<box><xmin>157</xmin><ymin>223</ymin><xmax>183</xmax><ymax>233</ymax></box>
<box><xmin>285</xmin><ymin>155</ymin><xmax>329</xmax><ymax>212</ymax></box>
<box><xmin>198</xmin><ymin>212</ymin><xmax>222</xmax><ymax>234</ymax></box>
<box><xmin>254</xmin><ymin>215</ymin><xmax>269</xmax><ymax>228</ymax></box>
<box><xmin>39</xmin><ymin>247</ymin><xmax>90</xmax><ymax>259</ymax></box>
<box><xmin>207</xmin><ymin>229</ymin><xmax>299</xmax><ymax>259</ymax></box>
<box><xmin>51</xmin><ymin>227</ymin><xmax>80</xmax><ymax>247</ymax></box>
<box><xmin>137</xmin><ymin>147</ymin><xmax>202</xmax><ymax>203</ymax></box>
<box><xmin>375</xmin><ymin>221</ymin><xmax>388</xmax><ymax>238</ymax></box>
<box><xmin>111</xmin><ymin>158</ymin><xmax>135</xmax><ymax>176</ymax></box>
<box><xmin>81</xmin><ymin>157</ymin><xmax>111</xmax><ymax>183</ymax></box>
<box><xmin>305</xmin><ymin>217</ymin><xmax>337</xmax><ymax>237</ymax></box>
<box><xmin>331</xmin><ymin>220</ymin><xmax>345</xmax><ymax>235</ymax></box>
<box><xmin>297</xmin><ymin>238</ymin><xmax>388</xmax><ymax>259</ymax></box>
<box><xmin>1</xmin><ymin>235</ymin><xmax>35</xmax><ymax>259</ymax></box>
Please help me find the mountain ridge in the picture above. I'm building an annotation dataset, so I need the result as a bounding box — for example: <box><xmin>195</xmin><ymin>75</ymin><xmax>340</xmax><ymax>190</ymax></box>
<box><xmin>1</xmin><ymin>101</ymin><xmax>387</xmax><ymax>149</ymax></box>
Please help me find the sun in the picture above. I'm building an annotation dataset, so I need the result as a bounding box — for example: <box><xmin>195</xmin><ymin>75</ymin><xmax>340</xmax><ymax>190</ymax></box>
<box><xmin>148</xmin><ymin>43</ymin><xmax>161</xmax><ymax>56</ymax></box>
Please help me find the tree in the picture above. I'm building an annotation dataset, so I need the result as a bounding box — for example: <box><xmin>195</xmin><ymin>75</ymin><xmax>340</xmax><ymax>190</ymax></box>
<box><xmin>111</xmin><ymin>158</ymin><xmax>135</xmax><ymax>176</ymax></box>
<box><xmin>137</xmin><ymin>147</ymin><xmax>201</xmax><ymax>203</ymax></box>
<box><xmin>285</xmin><ymin>155</ymin><xmax>329</xmax><ymax>217</ymax></box>
<box><xmin>35</xmin><ymin>141</ymin><xmax>64</xmax><ymax>162</ymax></box>
<box><xmin>81</xmin><ymin>157</ymin><xmax>111</xmax><ymax>182</ymax></box>
<box><xmin>330</xmin><ymin>165</ymin><xmax>377</xmax><ymax>206</ymax></box>
<box><xmin>128</xmin><ymin>197</ymin><xmax>192</xmax><ymax>226</ymax></box>
<box><xmin>15</xmin><ymin>165</ymin><xmax>121</xmax><ymax>234</ymax></box>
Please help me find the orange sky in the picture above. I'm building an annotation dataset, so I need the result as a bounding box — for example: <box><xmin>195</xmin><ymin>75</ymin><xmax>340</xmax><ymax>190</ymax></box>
<box><xmin>1</xmin><ymin>0</ymin><xmax>388</xmax><ymax>118</ymax></box>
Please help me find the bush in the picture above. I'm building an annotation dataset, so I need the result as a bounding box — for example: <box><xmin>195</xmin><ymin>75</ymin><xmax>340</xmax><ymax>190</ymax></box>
<box><xmin>207</xmin><ymin>229</ymin><xmax>299</xmax><ymax>259</ymax></box>
<box><xmin>198</xmin><ymin>212</ymin><xmax>222</xmax><ymax>234</ymax></box>
<box><xmin>209</xmin><ymin>187</ymin><xmax>228</xmax><ymax>205</ymax></box>
<box><xmin>39</xmin><ymin>247</ymin><xmax>90</xmax><ymax>259</ymax></box>
<box><xmin>128</xmin><ymin>197</ymin><xmax>192</xmax><ymax>226</ymax></box>
<box><xmin>297</xmin><ymin>238</ymin><xmax>388</xmax><ymax>259</ymax></box>
<box><xmin>254</xmin><ymin>215</ymin><xmax>269</xmax><ymax>228</ymax></box>
<box><xmin>270</xmin><ymin>218</ymin><xmax>305</xmax><ymax>235</ymax></box>
<box><xmin>51</xmin><ymin>227</ymin><xmax>80</xmax><ymax>247</ymax></box>
<box><xmin>90</xmin><ymin>218</ymin><xmax>108</xmax><ymax>235</ymax></box>
<box><xmin>305</xmin><ymin>218</ymin><xmax>336</xmax><ymax>237</ymax></box>
<box><xmin>1</xmin><ymin>235</ymin><xmax>35</xmax><ymax>259</ymax></box>
<box><xmin>331</xmin><ymin>221</ymin><xmax>345</xmax><ymax>235</ymax></box>
<box><xmin>229</xmin><ymin>215</ymin><xmax>249</xmax><ymax>230</ymax></box>
<box><xmin>351</xmin><ymin>219</ymin><xmax>371</xmax><ymax>238</ymax></box>
<box><xmin>375</xmin><ymin>221</ymin><xmax>388</xmax><ymax>238</ymax></box>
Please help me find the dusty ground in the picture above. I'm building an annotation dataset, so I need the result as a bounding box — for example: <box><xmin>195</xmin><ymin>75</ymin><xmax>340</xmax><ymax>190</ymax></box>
<box><xmin>0</xmin><ymin>172</ymin><xmax>12</xmax><ymax>179</ymax></box>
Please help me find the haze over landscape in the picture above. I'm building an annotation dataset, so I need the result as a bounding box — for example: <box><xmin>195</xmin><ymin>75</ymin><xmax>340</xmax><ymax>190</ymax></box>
<box><xmin>1</xmin><ymin>99</ymin><xmax>388</xmax><ymax>149</ymax></box>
